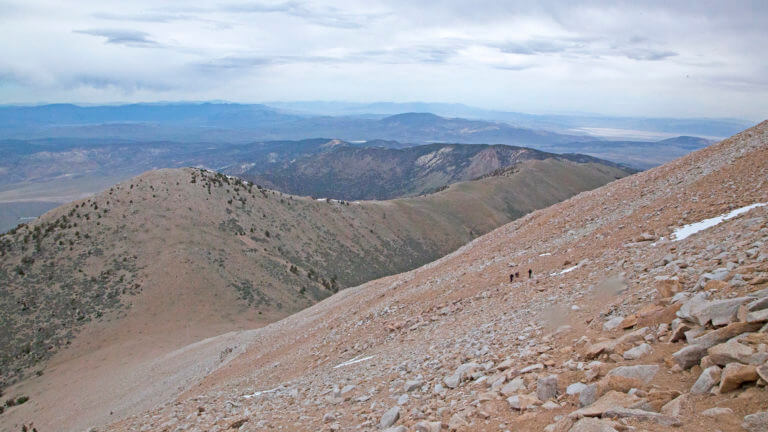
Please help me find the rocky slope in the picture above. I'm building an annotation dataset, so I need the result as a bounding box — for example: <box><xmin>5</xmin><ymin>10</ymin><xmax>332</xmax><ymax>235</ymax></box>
<box><xmin>238</xmin><ymin>143</ymin><xmax>630</xmax><ymax>200</ymax></box>
<box><xmin>76</xmin><ymin>120</ymin><xmax>768</xmax><ymax>432</ymax></box>
<box><xmin>0</xmin><ymin>156</ymin><xmax>630</xmax><ymax>431</ymax></box>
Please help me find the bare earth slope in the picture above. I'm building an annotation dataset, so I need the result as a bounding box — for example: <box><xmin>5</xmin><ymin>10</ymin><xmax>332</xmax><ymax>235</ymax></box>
<box><xmin>0</xmin><ymin>157</ymin><xmax>629</xmax><ymax>431</ymax></box>
<box><xmin>89</xmin><ymin>120</ymin><xmax>768</xmax><ymax>431</ymax></box>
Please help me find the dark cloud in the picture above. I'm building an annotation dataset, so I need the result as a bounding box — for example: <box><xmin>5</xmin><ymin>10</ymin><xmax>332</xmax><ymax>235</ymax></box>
<box><xmin>74</xmin><ymin>29</ymin><xmax>159</xmax><ymax>47</ymax></box>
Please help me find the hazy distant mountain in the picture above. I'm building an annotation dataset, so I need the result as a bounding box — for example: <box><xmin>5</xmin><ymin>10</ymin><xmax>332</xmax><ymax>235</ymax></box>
<box><xmin>537</xmin><ymin>135</ymin><xmax>715</xmax><ymax>169</ymax></box>
<box><xmin>236</xmin><ymin>142</ymin><xmax>633</xmax><ymax>200</ymax></box>
<box><xmin>266</xmin><ymin>101</ymin><xmax>753</xmax><ymax>139</ymax></box>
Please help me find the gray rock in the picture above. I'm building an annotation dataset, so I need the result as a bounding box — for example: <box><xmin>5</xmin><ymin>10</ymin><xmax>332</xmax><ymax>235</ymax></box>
<box><xmin>677</xmin><ymin>293</ymin><xmax>709</xmax><ymax>322</ymax></box>
<box><xmin>382</xmin><ymin>427</ymin><xmax>406</xmax><ymax>432</ymax></box>
<box><xmin>396</xmin><ymin>394</ymin><xmax>408</xmax><ymax>405</ymax></box>
<box><xmin>579</xmin><ymin>384</ymin><xmax>598</xmax><ymax>407</ymax></box>
<box><xmin>623</xmin><ymin>343</ymin><xmax>652</xmax><ymax>360</ymax></box>
<box><xmin>500</xmin><ymin>377</ymin><xmax>525</xmax><ymax>396</ymax></box>
<box><xmin>702</xmin><ymin>407</ymin><xmax>734</xmax><ymax>417</ymax></box>
<box><xmin>379</xmin><ymin>406</ymin><xmax>400</xmax><ymax>429</ymax></box>
<box><xmin>442</xmin><ymin>374</ymin><xmax>460</xmax><ymax>389</ymax></box>
<box><xmin>520</xmin><ymin>363</ymin><xmax>544</xmax><ymax>373</ymax></box>
<box><xmin>404</xmin><ymin>380</ymin><xmax>422</xmax><ymax>392</ymax></box>
<box><xmin>603</xmin><ymin>316</ymin><xmax>624</xmax><ymax>331</ymax></box>
<box><xmin>661</xmin><ymin>394</ymin><xmax>688</xmax><ymax>417</ymax></box>
<box><xmin>568</xmin><ymin>418</ymin><xmax>618</xmax><ymax>432</ymax></box>
<box><xmin>672</xmin><ymin>345</ymin><xmax>708</xmax><ymax>369</ymax></box>
<box><xmin>566</xmin><ymin>382</ymin><xmax>588</xmax><ymax>395</ymax></box>
<box><xmin>606</xmin><ymin>364</ymin><xmax>659</xmax><ymax>384</ymax></box>
<box><xmin>602</xmin><ymin>407</ymin><xmax>682</xmax><ymax>427</ymax></box>
<box><xmin>747</xmin><ymin>309</ymin><xmax>768</xmax><ymax>323</ymax></box>
<box><xmin>743</xmin><ymin>411</ymin><xmax>768</xmax><ymax>432</ymax></box>
<box><xmin>695</xmin><ymin>297</ymin><xmax>752</xmax><ymax>326</ymax></box>
<box><xmin>537</xmin><ymin>374</ymin><xmax>559</xmax><ymax>401</ymax></box>
<box><xmin>748</xmin><ymin>296</ymin><xmax>768</xmax><ymax>311</ymax></box>
<box><xmin>708</xmin><ymin>339</ymin><xmax>757</xmax><ymax>365</ymax></box>
<box><xmin>691</xmin><ymin>365</ymin><xmax>722</xmax><ymax>394</ymax></box>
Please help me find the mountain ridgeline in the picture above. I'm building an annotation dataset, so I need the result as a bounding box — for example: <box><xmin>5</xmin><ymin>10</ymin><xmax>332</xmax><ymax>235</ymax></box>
<box><xmin>0</xmin><ymin>156</ymin><xmax>632</xmax><ymax>386</ymax></box>
<box><xmin>233</xmin><ymin>142</ymin><xmax>632</xmax><ymax>200</ymax></box>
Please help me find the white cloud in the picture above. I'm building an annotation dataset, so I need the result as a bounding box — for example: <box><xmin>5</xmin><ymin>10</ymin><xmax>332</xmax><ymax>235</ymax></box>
<box><xmin>0</xmin><ymin>0</ymin><xmax>766</xmax><ymax>120</ymax></box>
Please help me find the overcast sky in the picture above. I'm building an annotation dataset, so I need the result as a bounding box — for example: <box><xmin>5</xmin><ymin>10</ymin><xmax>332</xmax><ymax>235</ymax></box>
<box><xmin>0</xmin><ymin>0</ymin><xmax>766</xmax><ymax>120</ymax></box>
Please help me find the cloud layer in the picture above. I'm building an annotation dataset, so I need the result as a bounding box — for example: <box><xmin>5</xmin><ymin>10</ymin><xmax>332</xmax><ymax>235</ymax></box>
<box><xmin>0</xmin><ymin>0</ymin><xmax>766</xmax><ymax>119</ymax></box>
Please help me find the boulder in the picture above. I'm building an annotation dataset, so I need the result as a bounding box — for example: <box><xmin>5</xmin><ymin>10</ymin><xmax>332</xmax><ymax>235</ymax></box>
<box><xmin>677</xmin><ymin>293</ymin><xmax>709</xmax><ymax>322</ymax></box>
<box><xmin>622</xmin><ymin>343</ymin><xmax>652</xmax><ymax>360</ymax></box>
<box><xmin>568</xmin><ymin>418</ymin><xmax>618</xmax><ymax>432</ymax></box>
<box><xmin>404</xmin><ymin>380</ymin><xmax>422</xmax><ymax>392</ymax></box>
<box><xmin>537</xmin><ymin>375</ymin><xmax>559</xmax><ymax>401</ymax></box>
<box><xmin>748</xmin><ymin>296</ymin><xmax>768</xmax><ymax>312</ymax></box>
<box><xmin>691</xmin><ymin>322</ymin><xmax>762</xmax><ymax>348</ymax></box>
<box><xmin>743</xmin><ymin>411</ymin><xmax>768</xmax><ymax>432</ymax></box>
<box><xmin>443</xmin><ymin>374</ymin><xmax>460</xmax><ymax>389</ymax></box>
<box><xmin>719</xmin><ymin>363</ymin><xmax>758</xmax><ymax>392</ymax></box>
<box><xmin>695</xmin><ymin>297</ymin><xmax>753</xmax><ymax>326</ymax></box>
<box><xmin>669</xmin><ymin>319</ymin><xmax>692</xmax><ymax>342</ymax></box>
<box><xmin>708</xmin><ymin>339</ymin><xmax>757</xmax><ymax>366</ymax></box>
<box><xmin>746</xmin><ymin>308</ymin><xmax>768</xmax><ymax>323</ymax></box>
<box><xmin>379</xmin><ymin>406</ymin><xmax>400</xmax><ymax>429</ymax></box>
<box><xmin>500</xmin><ymin>377</ymin><xmax>525</xmax><ymax>396</ymax></box>
<box><xmin>567</xmin><ymin>382</ymin><xmax>588</xmax><ymax>396</ymax></box>
<box><xmin>603</xmin><ymin>316</ymin><xmax>625</xmax><ymax>331</ymax></box>
<box><xmin>661</xmin><ymin>393</ymin><xmax>689</xmax><ymax>417</ymax></box>
<box><xmin>701</xmin><ymin>407</ymin><xmax>734</xmax><ymax>417</ymax></box>
<box><xmin>568</xmin><ymin>391</ymin><xmax>642</xmax><ymax>418</ymax></box>
<box><xmin>606</xmin><ymin>364</ymin><xmax>659</xmax><ymax>384</ymax></box>
<box><xmin>691</xmin><ymin>365</ymin><xmax>722</xmax><ymax>394</ymax></box>
<box><xmin>672</xmin><ymin>345</ymin><xmax>708</xmax><ymax>369</ymax></box>
<box><xmin>579</xmin><ymin>384</ymin><xmax>598</xmax><ymax>407</ymax></box>
<box><xmin>602</xmin><ymin>407</ymin><xmax>682</xmax><ymax>427</ymax></box>
<box><xmin>520</xmin><ymin>363</ymin><xmax>544</xmax><ymax>373</ymax></box>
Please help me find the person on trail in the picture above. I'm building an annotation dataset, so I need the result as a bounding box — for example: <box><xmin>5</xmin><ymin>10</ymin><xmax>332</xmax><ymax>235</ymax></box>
<box><xmin>509</xmin><ymin>273</ymin><xmax>514</xmax><ymax>282</ymax></box>
<box><xmin>528</xmin><ymin>268</ymin><xmax>533</xmax><ymax>278</ymax></box>
<box><xmin>515</xmin><ymin>272</ymin><xmax>520</xmax><ymax>279</ymax></box>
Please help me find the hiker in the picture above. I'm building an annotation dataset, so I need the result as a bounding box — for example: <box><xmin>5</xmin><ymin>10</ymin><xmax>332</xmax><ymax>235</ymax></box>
<box><xmin>528</xmin><ymin>268</ymin><xmax>533</xmax><ymax>278</ymax></box>
<box><xmin>509</xmin><ymin>273</ymin><xmax>514</xmax><ymax>282</ymax></box>
<box><xmin>515</xmin><ymin>271</ymin><xmax>520</xmax><ymax>279</ymax></box>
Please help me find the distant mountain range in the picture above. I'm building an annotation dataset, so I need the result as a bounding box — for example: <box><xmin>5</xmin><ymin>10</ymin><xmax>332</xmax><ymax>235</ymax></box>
<box><xmin>266</xmin><ymin>101</ymin><xmax>754</xmax><ymax>138</ymax></box>
<box><xmin>0</xmin><ymin>137</ymin><xmax>631</xmax><ymax>231</ymax></box>
<box><xmin>234</xmin><ymin>141</ymin><xmax>632</xmax><ymax>200</ymax></box>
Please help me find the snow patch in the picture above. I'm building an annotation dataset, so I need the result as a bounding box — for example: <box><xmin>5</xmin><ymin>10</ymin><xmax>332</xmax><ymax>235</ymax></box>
<box><xmin>333</xmin><ymin>355</ymin><xmax>375</xmax><ymax>369</ymax></box>
<box><xmin>539</xmin><ymin>252</ymin><xmax>552</xmax><ymax>256</ymax></box>
<box><xmin>551</xmin><ymin>265</ymin><xmax>579</xmax><ymax>276</ymax></box>
<box><xmin>672</xmin><ymin>203</ymin><xmax>767</xmax><ymax>241</ymax></box>
<box><xmin>242</xmin><ymin>386</ymin><xmax>282</xmax><ymax>399</ymax></box>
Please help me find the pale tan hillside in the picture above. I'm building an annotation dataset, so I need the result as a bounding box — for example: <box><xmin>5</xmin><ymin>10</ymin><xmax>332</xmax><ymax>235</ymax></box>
<box><xmin>81</xmin><ymin>120</ymin><xmax>768</xmax><ymax>432</ymax></box>
<box><xmin>0</xmin><ymin>156</ymin><xmax>629</xmax><ymax>431</ymax></box>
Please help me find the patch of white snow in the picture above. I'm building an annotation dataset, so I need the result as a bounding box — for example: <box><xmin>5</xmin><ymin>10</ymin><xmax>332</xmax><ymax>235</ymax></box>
<box><xmin>333</xmin><ymin>355</ymin><xmax>376</xmax><ymax>369</ymax></box>
<box><xmin>672</xmin><ymin>203</ymin><xmax>767</xmax><ymax>241</ymax></box>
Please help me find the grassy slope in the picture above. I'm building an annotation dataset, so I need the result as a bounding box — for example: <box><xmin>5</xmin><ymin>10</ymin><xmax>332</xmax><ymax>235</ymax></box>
<box><xmin>0</xmin><ymin>160</ymin><xmax>630</xmax><ymax>386</ymax></box>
